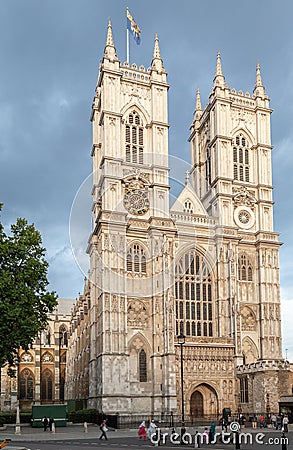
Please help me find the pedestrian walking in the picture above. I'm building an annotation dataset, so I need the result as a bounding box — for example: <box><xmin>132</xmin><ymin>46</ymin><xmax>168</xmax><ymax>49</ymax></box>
<box><xmin>281</xmin><ymin>431</ymin><xmax>288</xmax><ymax>450</ymax></box>
<box><xmin>42</xmin><ymin>416</ymin><xmax>48</xmax><ymax>432</ymax></box>
<box><xmin>220</xmin><ymin>417</ymin><xmax>228</xmax><ymax>432</ymax></box>
<box><xmin>271</xmin><ymin>413</ymin><xmax>276</xmax><ymax>429</ymax></box>
<box><xmin>194</xmin><ymin>431</ymin><xmax>200</xmax><ymax>448</ymax></box>
<box><xmin>209</xmin><ymin>420</ymin><xmax>216</xmax><ymax>442</ymax></box>
<box><xmin>282</xmin><ymin>415</ymin><xmax>289</xmax><ymax>433</ymax></box>
<box><xmin>147</xmin><ymin>419</ymin><xmax>157</xmax><ymax>440</ymax></box>
<box><xmin>259</xmin><ymin>414</ymin><xmax>264</xmax><ymax>428</ymax></box>
<box><xmin>99</xmin><ymin>419</ymin><xmax>108</xmax><ymax>440</ymax></box>
<box><xmin>252</xmin><ymin>414</ymin><xmax>257</xmax><ymax>429</ymax></box>
<box><xmin>49</xmin><ymin>417</ymin><xmax>55</xmax><ymax>432</ymax></box>
<box><xmin>235</xmin><ymin>430</ymin><xmax>240</xmax><ymax>450</ymax></box>
<box><xmin>138</xmin><ymin>420</ymin><xmax>147</xmax><ymax>440</ymax></box>
<box><xmin>203</xmin><ymin>427</ymin><xmax>209</xmax><ymax>443</ymax></box>
<box><xmin>276</xmin><ymin>415</ymin><xmax>282</xmax><ymax>430</ymax></box>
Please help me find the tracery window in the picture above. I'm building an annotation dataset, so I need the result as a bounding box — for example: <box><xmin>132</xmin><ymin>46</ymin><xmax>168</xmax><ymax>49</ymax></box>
<box><xmin>126</xmin><ymin>244</ymin><xmax>147</xmax><ymax>274</ymax></box>
<box><xmin>238</xmin><ymin>254</ymin><xmax>253</xmax><ymax>281</ymax></box>
<box><xmin>59</xmin><ymin>325</ymin><xmax>68</xmax><ymax>346</ymax></box>
<box><xmin>19</xmin><ymin>369</ymin><xmax>34</xmax><ymax>400</ymax></box>
<box><xmin>233</xmin><ymin>134</ymin><xmax>250</xmax><ymax>182</ymax></box>
<box><xmin>206</xmin><ymin>147</ymin><xmax>211</xmax><ymax>186</ymax></box>
<box><xmin>240</xmin><ymin>376</ymin><xmax>249</xmax><ymax>403</ymax></box>
<box><xmin>41</xmin><ymin>369</ymin><xmax>53</xmax><ymax>401</ymax></box>
<box><xmin>139</xmin><ymin>349</ymin><xmax>147</xmax><ymax>382</ymax></box>
<box><xmin>175</xmin><ymin>250</ymin><xmax>213</xmax><ymax>338</ymax></box>
<box><xmin>125</xmin><ymin>110</ymin><xmax>144</xmax><ymax>164</ymax></box>
<box><xmin>184</xmin><ymin>200</ymin><xmax>194</xmax><ymax>214</ymax></box>
<box><xmin>60</xmin><ymin>368</ymin><xmax>66</xmax><ymax>401</ymax></box>
<box><xmin>45</xmin><ymin>329</ymin><xmax>51</xmax><ymax>345</ymax></box>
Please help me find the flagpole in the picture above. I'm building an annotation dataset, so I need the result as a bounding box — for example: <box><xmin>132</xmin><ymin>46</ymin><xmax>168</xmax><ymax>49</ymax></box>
<box><xmin>126</xmin><ymin>28</ymin><xmax>130</xmax><ymax>64</ymax></box>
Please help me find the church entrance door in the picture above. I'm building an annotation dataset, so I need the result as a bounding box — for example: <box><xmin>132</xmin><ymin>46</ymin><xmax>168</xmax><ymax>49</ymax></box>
<box><xmin>190</xmin><ymin>390</ymin><xmax>204</xmax><ymax>418</ymax></box>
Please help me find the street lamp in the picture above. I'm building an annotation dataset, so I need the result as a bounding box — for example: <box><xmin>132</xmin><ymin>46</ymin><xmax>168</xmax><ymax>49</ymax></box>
<box><xmin>177</xmin><ymin>333</ymin><xmax>186</xmax><ymax>441</ymax></box>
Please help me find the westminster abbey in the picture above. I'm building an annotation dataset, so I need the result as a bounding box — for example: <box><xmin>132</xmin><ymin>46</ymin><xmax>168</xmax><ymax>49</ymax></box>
<box><xmin>1</xmin><ymin>20</ymin><xmax>291</xmax><ymax>420</ymax></box>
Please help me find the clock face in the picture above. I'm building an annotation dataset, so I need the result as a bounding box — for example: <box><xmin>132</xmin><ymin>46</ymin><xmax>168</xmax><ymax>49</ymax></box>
<box><xmin>123</xmin><ymin>189</ymin><xmax>150</xmax><ymax>215</ymax></box>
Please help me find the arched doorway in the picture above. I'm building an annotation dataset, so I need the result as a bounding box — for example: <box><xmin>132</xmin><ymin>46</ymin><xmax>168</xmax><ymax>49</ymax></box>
<box><xmin>190</xmin><ymin>384</ymin><xmax>219</xmax><ymax>420</ymax></box>
<box><xmin>190</xmin><ymin>391</ymin><xmax>204</xmax><ymax>418</ymax></box>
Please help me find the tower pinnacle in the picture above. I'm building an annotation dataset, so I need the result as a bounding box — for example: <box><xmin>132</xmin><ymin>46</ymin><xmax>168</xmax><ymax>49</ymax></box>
<box><xmin>216</xmin><ymin>50</ymin><xmax>223</xmax><ymax>76</ymax></box>
<box><xmin>196</xmin><ymin>88</ymin><xmax>202</xmax><ymax>112</ymax></box>
<box><xmin>153</xmin><ymin>33</ymin><xmax>161</xmax><ymax>59</ymax></box>
<box><xmin>151</xmin><ymin>33</ymin><xmax>165</xmax><ymax>72</ymax></box>
<box><xmin>103</xmin><ymin>18</ymin><xmax>118</xmax><ymax>62</ymax></box>
<box><xmin>213</xmin><ymin>50</ymin><xmax>226</xmax><ymax>88</ymax></box>
<box><xmin>193</xmin><ymin>88</ymin><xmax>202</xmax><ymax>122</ymax></box>
<box><xmin>253</xmin><ymin>63</ymin><xmax>266</xmax><ymax>96</ymax></box>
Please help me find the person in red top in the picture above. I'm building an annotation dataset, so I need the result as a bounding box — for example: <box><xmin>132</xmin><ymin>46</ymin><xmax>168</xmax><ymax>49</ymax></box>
<box><xmin>259</xmin><ymin>415</ymin><xmax>264</xmax><ymax>428</ymax></box>
<box><xmin>138</xmin><ymin>421</ymin><xmax>147</xmax><ymax>440</ymax></box>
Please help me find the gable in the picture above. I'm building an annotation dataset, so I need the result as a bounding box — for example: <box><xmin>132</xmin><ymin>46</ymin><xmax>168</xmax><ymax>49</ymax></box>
<box><xmin>170</xmin><ymin>183</ymin><xmax>207</xmax><ymax>215</ymax></box>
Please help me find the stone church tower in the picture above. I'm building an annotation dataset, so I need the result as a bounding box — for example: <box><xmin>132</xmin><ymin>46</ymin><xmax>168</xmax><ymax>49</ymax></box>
<box><xmin>87</xmin><ymin>21</ymin><xmax>177</xmax><ymax>416</ymax></box>
<box><xmin>66</xmin><ymin>21</ymin><xmax>290</xmax><ymax>421</ymax></box>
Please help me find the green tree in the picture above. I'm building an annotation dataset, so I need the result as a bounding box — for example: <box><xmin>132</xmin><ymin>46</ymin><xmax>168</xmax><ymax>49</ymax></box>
<box><xmin>0</xmin><ymin>204</ymin><xmax>57</xmax><ymax>373</ymax></box>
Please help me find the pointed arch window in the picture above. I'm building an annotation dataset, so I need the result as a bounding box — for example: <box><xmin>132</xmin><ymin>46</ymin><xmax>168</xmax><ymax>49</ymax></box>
<box><xmin>233</xmin><ymin>134</ymin><xmax>250</xmax><ymax>182</ymax></box>
<box><xmin>126</xmin><ymin>244</ymin><xmax>147</xmax><ymax>275</ymax></box>
<box><xmin>45</xmin><ymin>329</ymin><xmax>51</xmax><ymax>345</ymax></box>
<box><xmin>125</xmin><ymin>110</ymin><xmax>144</xmax><ymax>164</ymax></box>
<box><xmin>175</xmin><ymin>250</ymin><xmax>213</xmax><ymax>338</ymax></box>
<box><xmin>240</xmin><ymin>376</ymin><xmax>249</xmax><ymax>403</ymax></box>
<box><xmin>183</xmin><ymin>200</ymin><xmax>194</xmax><ymax>214</ymax></box>
<box><xmin>41</xmin><ymin>369</ymin><xmax>53</xmax><ymax>401</ymax></box>
<box><xmin>238</xmin><ymin>254</ymin><xmax>253</xmax><ymax>281</ymax></box>
<box><xmin>139</xmin><ymin>349</ymin><xmax>147</xmax><ymax>382</ymax></box>
<box><xmin>206</xmin><ymin>147</ymin><xmax>212</xmax><ymax>186</ymax></box>
<box><xmin>19</xmin><ymin>369</ymin><xmax>34</xmax><ymax>400</ymax></box>
<box><xmin>59</xmin><ymin>325</ymin><xmax>68</xmax><ymax>347</ymax></box>
<box><xmin>60</xmin><ymin>367</ymin><xmax>66</xmax><ymax>401</ymax></box>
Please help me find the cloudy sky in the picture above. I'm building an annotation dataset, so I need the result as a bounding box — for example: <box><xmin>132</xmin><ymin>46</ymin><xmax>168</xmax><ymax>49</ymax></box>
<box><xmin>1</xmin><ymin>0</ymin><xmax>293</xmax><ymax>358</ymax></box>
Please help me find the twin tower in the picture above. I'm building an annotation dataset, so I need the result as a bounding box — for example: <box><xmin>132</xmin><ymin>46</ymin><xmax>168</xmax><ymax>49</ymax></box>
<box><xmin>66</xmin><ymin>20</ymin><xmax>290</xmax><ymax>421</ymax></box>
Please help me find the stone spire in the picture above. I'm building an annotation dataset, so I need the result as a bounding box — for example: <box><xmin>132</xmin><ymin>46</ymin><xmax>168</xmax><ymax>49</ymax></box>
<box><xmin>151</xmin><ymin>33</ymin><xmax>165</xmax><ymax>72</ymax></box>
<box><xmin>196</xmin><ymin>88</ymin><xmax>202</xmax><ymax>112</ymax></box>
<box><xmin>216</xmin><ymin>50</ymin><xmax>223</xmax><ymax>76</ymax></box>
<box><xmin>213</xmin><ymin>50</ymin><xmax>225</xmax><ymax>87</ymax></box>
<box><xmin>103</xmin><ymin>18</ymin><xmax>118</xmax><ymax>62</ymax></box>
<box><xmin>193</xmin><ymin>88</ymin><xmax>202</xmax><ymax>122</ymax></box>
<box><xmin>253</xmin><ymin>63</ymin><xmax>265</xmax><ymax>96</ymax></box>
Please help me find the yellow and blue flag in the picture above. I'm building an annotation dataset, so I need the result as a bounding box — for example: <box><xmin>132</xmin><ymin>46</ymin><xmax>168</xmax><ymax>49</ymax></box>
<box><xmin>127</xmin><ymin>9</ymin><xmax>141</xmax><ymax>45</ymax></box>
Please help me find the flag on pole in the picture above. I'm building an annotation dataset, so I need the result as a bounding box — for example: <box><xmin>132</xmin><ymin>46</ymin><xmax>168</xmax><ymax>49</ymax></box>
<box><xmin>126</xmin><ymin>9</ymin><xmax>141</xmax><ymax>44</ymax></box>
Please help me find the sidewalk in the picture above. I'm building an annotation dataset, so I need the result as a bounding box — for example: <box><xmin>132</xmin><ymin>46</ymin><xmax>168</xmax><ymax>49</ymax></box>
<box><xmin>0</xmin><ymin>424</ymin><xmax>136</xmax><ymax>442</ymax></box>
<box><xmin>0</xmin><ymin>423</ymin><xmax>291</xmax><ymax>443</ymax></box>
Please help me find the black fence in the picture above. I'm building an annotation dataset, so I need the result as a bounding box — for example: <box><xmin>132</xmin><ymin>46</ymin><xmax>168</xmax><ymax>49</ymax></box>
<box><xmin>116</xmin><ymin>413</ymin><xmax>221</xmax><ymax>429</ymax></box>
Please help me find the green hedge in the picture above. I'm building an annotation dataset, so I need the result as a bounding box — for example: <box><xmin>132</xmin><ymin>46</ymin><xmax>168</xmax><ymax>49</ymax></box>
<box><xmin>67</xmin><ymin>409</ymin><xmax>97</xmax><ymax>424</ymax></box>
<box><xmin>0</xmin><ymin>412</ymin><xmax>32</xmax><ymax>427</ymax></box>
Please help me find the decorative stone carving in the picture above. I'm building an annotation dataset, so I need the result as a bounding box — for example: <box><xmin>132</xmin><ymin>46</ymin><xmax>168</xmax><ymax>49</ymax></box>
<box><xmin>112</xmin><ymin>295</ymin><xmax>119</xmax><ymax>312</ymax></box>
<box><xmin>41</xmin><ymin>352</ymin><xmax>53</xmax><ymax>363</ymax></box>
<box><xmin>242</xmin><ymin>338</ymin><xmax>258</xmax><ymax>364</ymax></box>
<box><xmin>20</xmin><ymin>352</ymin><xmax>33</xmax><ymax>363</ymax></box>
<box><xmin>104</xmin><ymin>295</ymin><xmax>110</xmax><ymax>310</ymax></box>
<box><xmin>233</xmin><ymin>186</ymin><xmax>257</xmax><ymax>207</ymax></box>
<box><xmin>241</xmin><ymin>306</ymin><xmax>257</xmax><ymax>331</ymax></box>
<box><xmin>131</xmin><ymin>337</ymin><xmax>145</xmax><ymax>351</ymax></box>
<box><xmin>127</xmin><ymin>300</ymin><xmax>149</xmax><ymax>327</ymax></box>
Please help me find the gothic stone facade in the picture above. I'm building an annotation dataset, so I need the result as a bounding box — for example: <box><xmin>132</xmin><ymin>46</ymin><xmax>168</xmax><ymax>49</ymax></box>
<box><xmin>65</xmin><ymin>21</ymin><xmax>290</xmax><ymax>419</ymax></box>
<box><xmin>0</xmin><ymin>298</ymin><xmax>74</xmax><ymax>412</ymax></box>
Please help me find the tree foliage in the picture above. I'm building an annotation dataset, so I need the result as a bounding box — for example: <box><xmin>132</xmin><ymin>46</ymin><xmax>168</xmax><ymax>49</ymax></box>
<box><xmin>0</xmin><ymin>204</ymin><xmax>57</xmax><ymax>373</ymax></box>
